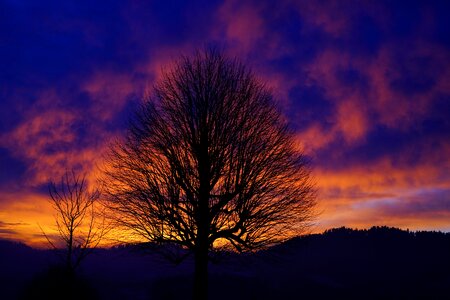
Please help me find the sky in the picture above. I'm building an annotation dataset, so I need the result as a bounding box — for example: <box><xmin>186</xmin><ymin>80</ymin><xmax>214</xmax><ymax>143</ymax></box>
<box><xmin>0</xmin><ymin>0</ymin><xmax>449</xmax><ymax>247</ymax></box>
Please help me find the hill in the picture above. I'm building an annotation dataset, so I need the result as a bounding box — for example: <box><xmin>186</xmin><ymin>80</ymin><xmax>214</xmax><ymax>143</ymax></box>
<box><xmin>1</xmin><ymin>226</ymin><xmax>449</xmax><ymax>299</ymax></box>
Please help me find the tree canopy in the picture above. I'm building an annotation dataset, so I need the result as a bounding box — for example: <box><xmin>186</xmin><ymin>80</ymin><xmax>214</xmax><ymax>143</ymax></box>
<box><xmin>103</xmin><ymin>49</ymin><xmax>316</xmax><ymax>299</ymax></box>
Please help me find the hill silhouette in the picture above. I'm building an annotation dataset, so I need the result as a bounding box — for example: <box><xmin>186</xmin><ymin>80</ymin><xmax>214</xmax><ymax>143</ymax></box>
<box><xmin>1</xmin><ymin>226</ymin><xmax>449</xmax><ymax>299</ymax></box>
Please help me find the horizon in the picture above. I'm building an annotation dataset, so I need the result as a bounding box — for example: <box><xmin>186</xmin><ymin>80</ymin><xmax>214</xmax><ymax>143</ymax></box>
<box><xmin>1</xmin><ymin>0</ymin><xmax>449</xmax><ymax>247</ymax></box>
<box><xmin>2</xmin><ymin>224</ymin><xmax>450</xmax><ymax>250</ymax></box>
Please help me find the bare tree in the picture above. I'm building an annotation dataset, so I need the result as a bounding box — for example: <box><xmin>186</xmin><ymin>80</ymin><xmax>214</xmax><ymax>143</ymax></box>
<box><xmin>42</xmin><ymin>170</ymin><xmax>106</xmax><ymax>273</ymax></box>
<box><xmin>103</xmin><ymin>49</ymin><xmax>315</xmax><ymax>300</ymax></box>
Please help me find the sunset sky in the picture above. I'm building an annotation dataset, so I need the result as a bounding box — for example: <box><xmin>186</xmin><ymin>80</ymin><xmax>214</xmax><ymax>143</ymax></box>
<box><xmin>0</xmin><ymin>0</ymin><xmax>449</xmax><ymax>247</ymax></box>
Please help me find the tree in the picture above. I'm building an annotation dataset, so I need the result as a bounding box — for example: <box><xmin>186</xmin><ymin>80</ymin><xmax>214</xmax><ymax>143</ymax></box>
<box><xmin>103</xmin><ymin>49</ymin><xmax>316</xmax><ymax>300</ymax></box>
<box><xmin>42</xmin><ymin>170</ymin><xmax>106</xmax><ymax>274</ymax></box>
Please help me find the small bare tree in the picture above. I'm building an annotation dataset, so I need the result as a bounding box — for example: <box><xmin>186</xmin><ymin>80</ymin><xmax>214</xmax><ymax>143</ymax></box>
<box><xmin>42</xmin><ymin>170</ymin><xmax>106</xmax><ymax>273</ymax></box>
<box><xmin>103</xmin><ymin>49</ymin><xmax>316</xmax><ymax>300</ymax></box>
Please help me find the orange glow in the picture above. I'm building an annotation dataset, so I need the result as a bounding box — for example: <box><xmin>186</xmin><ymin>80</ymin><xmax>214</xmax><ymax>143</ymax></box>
<box><xmin>0</xmin><ymin>190</ymin><xmax>139</xmax><ymax>248</ymax></box>
<box><xmin>0</xmin><ymin>192</ymin><xmax>57</xmax><ymax>247</ymax></box>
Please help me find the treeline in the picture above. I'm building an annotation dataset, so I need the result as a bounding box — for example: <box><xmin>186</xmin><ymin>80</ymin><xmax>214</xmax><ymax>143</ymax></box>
<box><xmin>324</xmin><ymin>225</ymin><xmax>450</xmax><ymax>238</ymax></box>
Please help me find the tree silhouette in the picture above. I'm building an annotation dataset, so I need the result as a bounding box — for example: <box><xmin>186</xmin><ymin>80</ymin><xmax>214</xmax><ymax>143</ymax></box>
<box><xmin>42</xmin><ymin>170</ymin><xmax>107</xmax><ymax>274</ymax></box>
<box><xmin>103</xmin><ymin>49</ymin><xmax>316</xmax><ymax>300</ymax></box>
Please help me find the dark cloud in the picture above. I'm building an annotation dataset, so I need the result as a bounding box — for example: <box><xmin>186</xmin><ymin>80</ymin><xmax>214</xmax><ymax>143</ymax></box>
<box><xmin>321</xmin><ymin>186</ymin><xmax>395</xmax><ymax>201</ymax></box>
<box><xmin>378</xmin><ymin>188</ymin><xmax>450</xmax><ymax>216</ymax></box>
<box><xmin>0</xmin><ymin>220</ymin><xmax>27</xmax><ymax>237</ymax></box>
<box><xmin>0</xmin><ymin>221</ymin><xmax>28</xmax><ymax>227</ymax></box>
<box><xmin>0</xmin><ymin>148</ymin><xmax>27</xmax><ymax>190</ymax></box>
<box><xmin>0</xmin><ymin>228</ymin><xmax>17</xmax><ymax>235</ymax></box>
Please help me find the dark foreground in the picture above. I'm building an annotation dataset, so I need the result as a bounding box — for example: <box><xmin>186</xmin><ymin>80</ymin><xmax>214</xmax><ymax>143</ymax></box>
<box><xmin>1</xmin><ymin>226</ymin><xmax>450</xmax><ymax>300</ymax></box>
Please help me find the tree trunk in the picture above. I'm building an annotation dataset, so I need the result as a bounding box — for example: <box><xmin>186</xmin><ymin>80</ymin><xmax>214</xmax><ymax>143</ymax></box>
<box><xmin>67</xmin><ymin>229</ymin><xmax>73</xmax><ymax>271</ymax></box>
<box><xmin>194</xmin><ymin>120</ymin><xmax>210</xmax><ymax>300</ymax></box>
<box><xmin>193</xmin><ymin>245</ymin><xmax>208</xmax><ymax>300</ymax></box>
<box><xmin>193</xmin><ymin>203</ymin><xmax>209</xmax><ymax>300</ymax></box>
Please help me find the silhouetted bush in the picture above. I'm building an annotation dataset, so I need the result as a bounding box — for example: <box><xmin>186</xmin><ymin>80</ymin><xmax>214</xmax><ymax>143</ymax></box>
<box><xmin>21</xmin><ymin>265</ymin><xmax>98</xmax><ymax>300</ymax></box>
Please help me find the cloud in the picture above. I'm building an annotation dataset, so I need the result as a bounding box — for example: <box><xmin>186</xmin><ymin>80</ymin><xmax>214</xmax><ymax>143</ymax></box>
<box><xmin>0</xmin><ymin>197</ymin><xmax>49</xmax><ymax>244</ymax></box>
<box><xmin>0</xmin><ymin>0</ymin><xmax>449</xmax><ymax>245</ymax></box>
<box><xmin>314</xmin><ymin>154</ymin><xmax>450</xmax><ymax>232</ymax></box>
<box><xmin>1</xmin><ymin>105</ymin><xmax>109</xmax><ymax>186</ymax></box>
<box><xmin>379</xmin><ymin>188</ymin><xmax>450</xmax><ymax>216</ymax></box>
<box><xmin>0</xmin><ymin>220</ymin><xmax>29</xmax><ymax>238</ymax></box>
